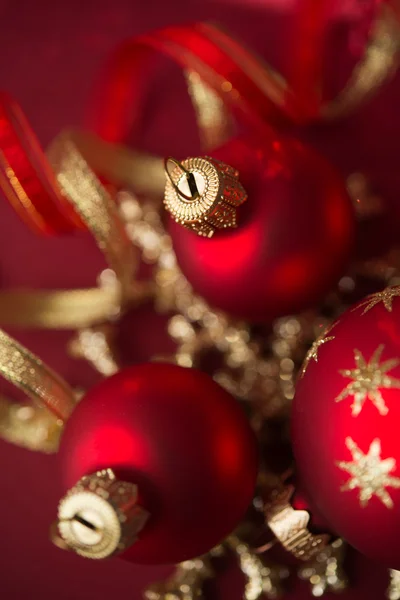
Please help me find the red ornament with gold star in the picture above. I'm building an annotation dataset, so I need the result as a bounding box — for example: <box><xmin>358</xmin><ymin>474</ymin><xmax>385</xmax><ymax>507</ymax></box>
<box><xmin>292</xmin><ymin>285</ymin><xmax>400</xmax><ymax>569</ymax></box>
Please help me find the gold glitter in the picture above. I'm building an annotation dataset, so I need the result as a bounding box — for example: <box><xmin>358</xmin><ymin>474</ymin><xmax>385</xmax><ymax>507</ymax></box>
<box><xmin>297</xmin><ymin>538</ymin><xmax>348</xmax><ymax>597</ymax></box>
<box><xmin>118</xmin><ymin>191</ymin><xmax>304</xmax><ymax>420</ymax></box>
<box><xmin>321</xmin><ymin>3</ymin><xmax>400</xmax><ymax>119</ymax></box>
<box><xmin>354</xmin><ymin>286</ymin><xmax>400</xmax><ymax>315</ymax></box>
<box><xmin>336</xmin><ymin>437</ymin><xmax>400</xmax><ymax>509</ymax></box>
<box><xmin>144</xmin><ymin>555</ymin><xmax>214</xmax><ymax>600</ymax></box>
<box><xmin>336</xmin><ymin>345</ymin><xmax>400</xmax><ymax>416</ymax></box>
<box><xmin>300</xmin><ymin>324</ymin><xmax>336</xmax><ymax>378</ymax></box>
<box><xmin>228</xmin><ymin>537</ymin><xmax>289</xmax><ymax>600</ymax></box>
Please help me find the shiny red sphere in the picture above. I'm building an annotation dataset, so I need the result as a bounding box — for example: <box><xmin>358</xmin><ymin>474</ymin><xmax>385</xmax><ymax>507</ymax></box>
<box><xmin>169</xmin><ymin>135</ymin><xmax>355</xmax><ymax>322</ymax></box>
<box><xmin>58</xmin><ymin>363</ymin><xmax>258</xmax><ymax>565</ymax></box>
<box><xmin>292</xmin><ymin>286</ymin><xmax>400</xmax><ymax>569</ymax></box>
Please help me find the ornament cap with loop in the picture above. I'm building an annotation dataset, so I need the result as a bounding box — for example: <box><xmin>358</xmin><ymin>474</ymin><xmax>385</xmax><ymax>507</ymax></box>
<box><xmin>164</xmin><ymin>155</ymin><xmax>247</xmax><ymax>238</ymax></box>
<box><xmin>54</xmin><ymin>469</ymin><xmax>149</xmax><ymax>560</ymax></box>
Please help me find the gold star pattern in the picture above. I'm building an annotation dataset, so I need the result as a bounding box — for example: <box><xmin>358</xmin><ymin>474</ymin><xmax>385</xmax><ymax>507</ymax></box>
<box><xmin>354</xmin><ymin>286</ymin><xmax>400</xmax><ymax>315</ymax></box>
<box><xmin>336</xmin><ymin>437</ymin><xmax>400</xmax><ymax>509</ymax></box>
<box><xmin>300</xmin><ymin>324</ymin><xmax>336</xmax><ymax>378</ymax></box>
<box><xmin>336</xmin><ymin>345</ymin><xmax>400</xmax><ymax>416</ymax></box>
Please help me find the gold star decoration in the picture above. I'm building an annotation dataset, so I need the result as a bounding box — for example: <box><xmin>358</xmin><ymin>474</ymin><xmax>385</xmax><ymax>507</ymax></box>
<box><xmin>300</xmin><ymin>324</ymin><xmax>336</xmax><ymax>378</ymax></box>
<box><xmin>354</xmin><ymin>286</ymin><xmax>400</xmax><ymax>315</ymax></box>
<box><xmin>336</xmin><ymin>345</ymin><xmax>400</xmax><ymax>416</ymax></box>
<box><xmin>336</xmin><ymin>437</ymin><xmax>400</xmax><ymax>509</ymax></box>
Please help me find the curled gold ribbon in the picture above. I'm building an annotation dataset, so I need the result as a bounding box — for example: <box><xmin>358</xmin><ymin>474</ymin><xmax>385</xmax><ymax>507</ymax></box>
<box><xmin>0</xmin><ymin>329</ymin><xmax>76</xmax><ymax>422</ymax></box>
<box><xmin>0</xmin><ymin>133</ymin><xmax>152</xmax><ymax>331</ymax></box>
<box><xmin>0</xmin><ymin>67</ymin><xmax>229</xmax><ymax>453</ymax></box>
<box><xmin>0</xmin><ymin>133</ymin><xmax>138</xmax><ymax>449</ymax></box>
<box><xmin>0</xmin><ymin>399</ymin><xmax>63</xmax><ymax>453</ymax></box>
<box><xmin>0</xmin><ymin>9</ymin><xmax>396</xmax><ymax>452</ymax></box>
<box><xmin>0</xmin><ymin>329</ymin><xmax>76</xmax><ymax>453</ymax></box>
<box><xmin>0</xmin><ymin>288</ymin><xmax>121</xmax><ymax>329</ymax></box>
<box><xmin>201</xmin><ymin>4</ymin><xmax>400</xmax><ymax>122</ymax></box>
<box><xmin>0</xmin><ymin>134</ymin><xmax>135</xmax><ymax>330</ymax></box>
<box><xmin>0</xmin><ymin>76</ymin><xmax>227</xmax><ymax>332</ymax></box>
<box><xmin>321</xmin><ymin>2</ymin><xmax>400</xmax><ymax>119</ymax></box>
<box><xmin>47</xmin><ymin>131</ymin><xmax>137</xmax><ymax>297</ymax></box>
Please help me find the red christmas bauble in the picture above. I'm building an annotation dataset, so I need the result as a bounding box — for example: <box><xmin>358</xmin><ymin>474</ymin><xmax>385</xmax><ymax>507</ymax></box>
<box><xmin>168</xmin><ymin>135</ymin><xmax>355</xmax><ymax>322</ymax></box>
<box><xmin>58</xmin><ymin>362</ymin><xmax>258</xmax><ymax>565</ymax></box>
<box><xmin>292</xmin><ymin>285</ymin><xmax>400</xmax><ymax>569</ymax></box>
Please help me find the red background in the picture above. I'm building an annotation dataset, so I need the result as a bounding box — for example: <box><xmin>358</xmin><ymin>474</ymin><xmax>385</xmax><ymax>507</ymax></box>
<box><xmin>0</xmin><ymin>0</ymin><xmax>397</xmax><ymax>597</ymax></box>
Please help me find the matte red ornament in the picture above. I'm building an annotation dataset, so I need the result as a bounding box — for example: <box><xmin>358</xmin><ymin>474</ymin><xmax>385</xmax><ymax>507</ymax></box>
<box><xmin>58</xmin><ymin>362</ymin><xmax>258</xmax><ymax>565</ymax></box>
<box><xmin>292</xmin><ymin>285</ymin><xmax>400</xmax><ymax>569</ymax></box>
<box><xmin>168</xmin><ymin>135</ymin><xmax>355</xmax><ymax>322</ymax></box>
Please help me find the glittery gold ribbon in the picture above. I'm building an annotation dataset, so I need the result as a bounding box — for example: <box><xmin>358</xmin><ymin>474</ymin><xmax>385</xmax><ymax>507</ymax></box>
<box><xmin>4</xmin><ymin>9</ymin><xmax>394</xmax><ymax>330</ymax></box>
<box><xmin>0</xmin><ymin>288</ymin><xmax>121</xmax><ymax>329</ymax></box>
<box><xmin>0</xmin><ymin>71</ymin><xmax>228</xmax><ymax>453</ymax></box>
<box><xmin>202</xmin><ymin>2</ymin><xmax>400</xmax><ymax>122</ymax></box>
<box><xmin>0</xmin><ymin>133</ymin><xmax>137</xmax><ymax>330</ymax></box>
<box><xmin>0</xmin><ymin>8</ymin><xmax>395</xmax><ymax>453</ymax></box>
<box><xmin>0</xmin><ymin>329</ymin><xmax>76</xmax><ymax>453</ymax></box>
<box><xmin>0</xmin><ymin>330</ymin><xmax>75</xmax><ymax>421</ymax></box>
<box><xmin>321</xmin><ymin>2</ymin><xmax>400</xmax><ymax>119</ymax></box>
<box><xmin>0</xmin><ymin>76</ymin><xmax>227</xmax><ymax>331</ymax></box>
<box><xmin>0</xmin><ymin>398</ymin><xmax>63</xmax><ymax>453</ymax></box>
<box><xmin>0</xmin><ymin>134</ymin><xmax>131</xmax><ymax>451</ymax></box>
<box><xmin>47</xmin><ymin>131</ymin><xmax>137</xmax><ymax>295</ymax></box>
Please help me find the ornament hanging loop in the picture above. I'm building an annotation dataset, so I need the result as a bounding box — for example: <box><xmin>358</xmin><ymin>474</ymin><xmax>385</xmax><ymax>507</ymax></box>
<box><xmin>164</xmin><ymin>156</ymin><xmax>200</xmax><ymax>201</ymax></box>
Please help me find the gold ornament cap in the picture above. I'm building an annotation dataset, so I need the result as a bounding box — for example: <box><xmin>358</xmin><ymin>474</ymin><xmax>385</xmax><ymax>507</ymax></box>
<box><xmin>164</xmin><ymin>156</ymin><xmax>247</xmax><ymax>237</ymax></box>
<box><xmin>56</xmin><ymin>469</ymin><xmax>149</xmax><ymax>559</ymax></box>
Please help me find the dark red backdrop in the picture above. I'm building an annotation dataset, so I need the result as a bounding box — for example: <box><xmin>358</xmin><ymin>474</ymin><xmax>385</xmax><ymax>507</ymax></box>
<box><xmin>0</xmin><ymin>0</ymin><xmax>397</xmax><ymax>598</ymax></box>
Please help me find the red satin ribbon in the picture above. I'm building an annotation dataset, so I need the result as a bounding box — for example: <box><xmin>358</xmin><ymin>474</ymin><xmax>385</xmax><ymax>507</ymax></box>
<box><xmin>1</xmin><ymin>8</ymin><xmax>388</xmax><ymax>235</ymax></box>
<box><xmin>89</xmin><ymin>22</ymin><xmax>304</xmax><ymax>145</ymax></box>
<box><xmin>0</xmin><ymin>20</ymin><xmax>335</xmax><ymax>235</ymax></box>
<box><xmin>0</xmin><ymin>93</ymin><xmax>84</xmax><ymax>234</ymax></box>
<box><xmin>287</xmin><ymin>0</ymin><xmax>331</xmax><ymax>119</ymax></box>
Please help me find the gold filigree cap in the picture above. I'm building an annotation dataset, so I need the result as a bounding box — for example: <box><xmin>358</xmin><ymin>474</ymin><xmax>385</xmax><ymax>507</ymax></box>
<box><xmin>164</xmin><ymin>156</ymin><xmax>247</xmax><ymax>238</ymax></box>
<box><xmin>55</xmin><ymin>469</ymin><xmax>149</xmax><ymax>559</ymax></box>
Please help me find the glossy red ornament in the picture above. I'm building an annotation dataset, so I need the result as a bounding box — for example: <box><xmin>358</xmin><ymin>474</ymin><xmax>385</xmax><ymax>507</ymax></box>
<box><xmin>292</xmin><ymin>285</ymin><xmax>400</xmax><ymax>569</ymax></box>
<box><xmin>168</xmin><ymin>135</ymin><xmax>355</xmax><ymax>322</ymax></box>
<box><xmin>58</xmin><ymin>362</ymin><xmax>258</xmax><ymax>565</ymax></box>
